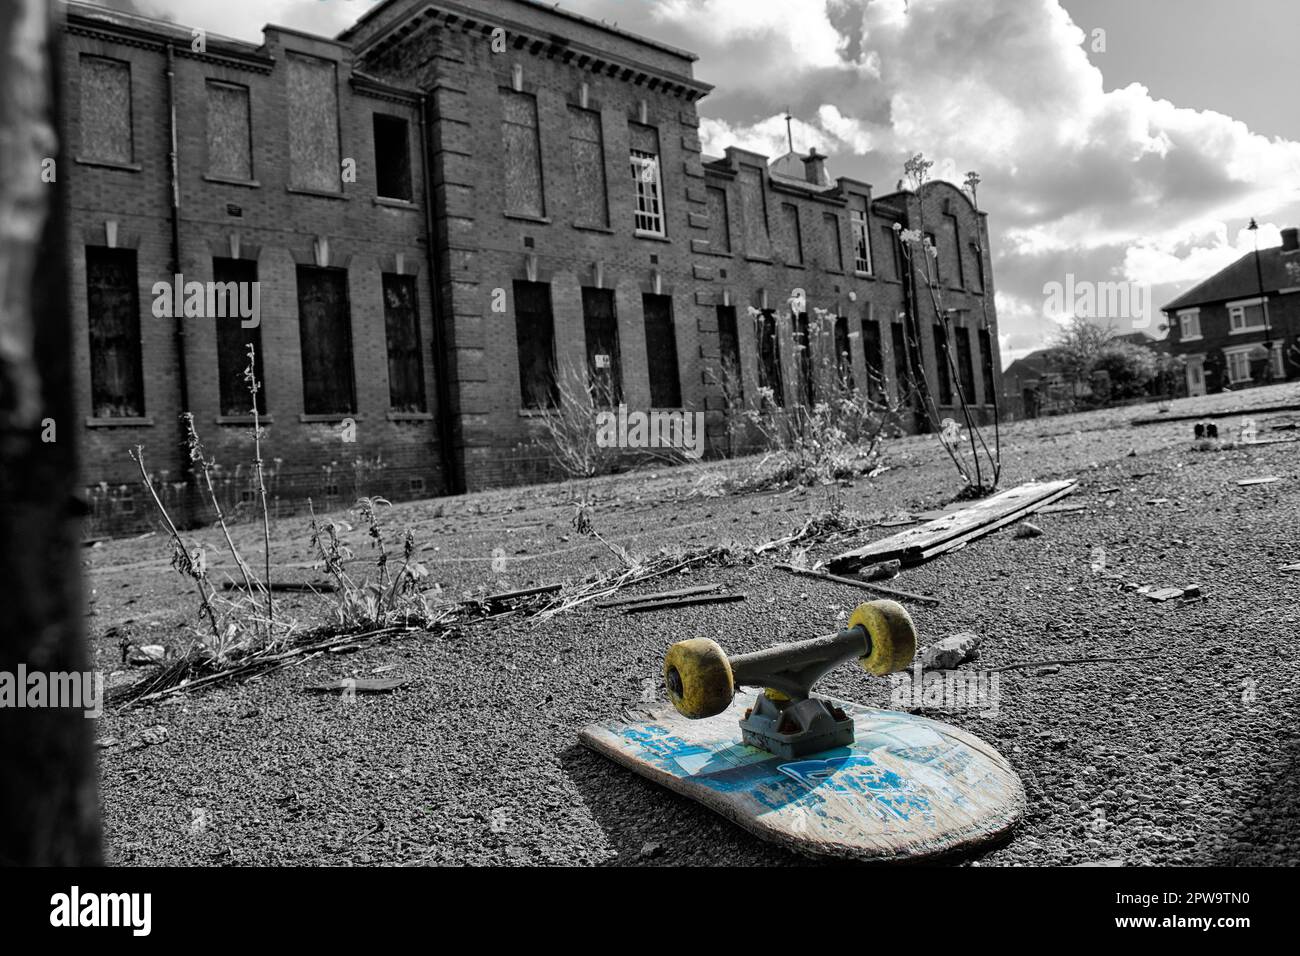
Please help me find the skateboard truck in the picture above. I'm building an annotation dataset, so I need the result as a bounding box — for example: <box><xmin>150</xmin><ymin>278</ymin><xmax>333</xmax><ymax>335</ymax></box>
<box><xmin>662</xmin><ymin>600</ymin><xmax>918</xmax><ymax>759</ymax></box>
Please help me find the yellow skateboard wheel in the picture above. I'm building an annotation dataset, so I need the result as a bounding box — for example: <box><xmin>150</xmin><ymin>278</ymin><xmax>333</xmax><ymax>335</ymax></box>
<box><xmin>851</xmin><ymin>600</ymin><xmax>917</xmax><ymax>675</ymax></box>
<box><xmin>663</xmin><ymin>638</ymin><xmax>735</xmax><ymax>719</ymax></box>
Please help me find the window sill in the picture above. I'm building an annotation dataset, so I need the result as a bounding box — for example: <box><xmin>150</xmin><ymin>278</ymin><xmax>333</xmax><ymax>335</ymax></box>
<box><xmin>203</xmin><ymin>174</ymin><xmax>261</xmax><ymax>189</ymax></box>
<box><xmin>635</xmin><ymin>231</ymin><xmax>671</xmax><ymax>242</ymax></box>
<box><xmin>86</xmin><ymin>416</ymin><xmax>153</xmax><ymax>427</ymax></box>
<box><xmin>299</xmin><ymin>413</ymin><xmax>359</xmax><ymax>423</ymax></box>
<box><xmin>215</xmin><ymin>414</ymin><xmax>272</xmax><ymax>425</ymax></box>
<box><xmin>1181</xmin><ymin>336</ymin><xmax>1203</xmax><ymax>343</ymax></box>
<box><xmin>387</xmin><ymin>411</ymin><xmax>432</xmax><ymax>421</ymax></box>
<box><xmin>571</xmin><ymin>223</ymin><xmax>615</xmax><ymax>234</ymax></box>
<box><xmin>374</xmin><ymin>196</ymin><xmax>418</xmax><ymax>210</ymax></box>
<box><xmin>1229</xmin><ymin>327</ymin><xmax>1268</xmax><ymax>335</ymax></box>
<box><xmin>504</xmin><ymin>212</ymin><xmax>552</xmax><ymax>224</ymax></box>
<box><xmin>286</xmin><ymin>186</ymin><xmax>349</xmax><ymax>201</ymax></box>
<box><xmin>745</xmin><ymin>255</ymin><xmax>774</xmax><ymax>264</ymax></box>
<box><xmin>74</xmin><ymin>157</ymin><xmax>142</xmax><ymax>172</ymax></box>
<box><xmin>853</xmin><ymin>270</ymin><xmax>875</xmax><ymax>279</ymax></box>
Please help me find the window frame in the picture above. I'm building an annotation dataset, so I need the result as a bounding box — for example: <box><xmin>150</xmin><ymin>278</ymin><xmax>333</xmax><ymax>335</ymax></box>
<box><xmin>1227</xmin><ymin>297</ymin><xmax>1268</xmax><ymax>334</ymax></box>
<box><xmin>631</xmin><ymin>149</ymin><xmax>666</xmax><ymax>237</ymax></box>
<box><xmin>1177</xmin><ymin>308</ymin><xmax>1202</xmax><ymax>341</ymax></box>
<box><xmin>79</xmin><ymin>55</ymin><xmax>135</xmax><ymax>166</ymax></box>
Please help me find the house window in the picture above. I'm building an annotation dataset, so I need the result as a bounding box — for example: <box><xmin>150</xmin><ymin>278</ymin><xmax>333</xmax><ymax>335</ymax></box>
<box><xmin>382</xmin><ymin>273</ymin><xmax>426</xmax><ymax>412</ymax></box>
<box><xmin>85</xmin><ymin>247</ymin><xmax>144</xmax><ymax>418</ymax></box>
<box><xmin>569</xmin><ymin>108</ymin><xmax>609</xmax><ymax>228</ymax></box>
<box><xmin>287</xmin><ymin>53</ymin><xmax>341</xmax><ymax>193</ymax></box>
<box><xmin>630</xmin><ymin>124</ymin><xmax>664</xmax><ymax>236</ymax></box>
<box><xmin>891</xmin><ymin>323</ymin><xmax>911</xmax><ymax>402</ymax></box>
<box><xmin>373</xmin><ymin>114</ymin><xmax>413</xmax><ymax>202</ymax></box>
<box><xmin>978</xmin><ymin>327</ymin><xmax>997</xmax><ymax>402</ymax></box>
<box><xmin>206</xmin><ymin>81</ymin><xmax>252</xmax><ymax>181</ymax></box>
<box><xmin>1178</xmin><ymin>310</ymin><xmax>1201</xmax><ymax>341</ymax></box>
<box><xmin>296</xmin><ymin>266</ymin><xmax>356</xmax><ymax>414</ymax></box>
<box><xmin>861</xmin><ymin>313</ymin><xmax>883</xmax><ymax>400</ymax></box>
<box><xmin>581</xmin><ymin>287</ymin><xmax>622</xmax><ymax>406</ymax></box>
<box><xmin>1228</xmin><ymin>300</ymin><xmax>1267</xmax><ymax>333</ymax></box>
<box><xmin>925</xmin><ymin>231</ymin><xmax>941</xmax><ymax>283</ymax></box>
<box><xmin>80</xmin><ymin>56</ymin><xmax>133</xmax><ymax>164</ymax></box>
<box><xmin>642</xmin><ymin>294</ymin><xmax>680</xmax><ymax>407</ymax></box>
<box><xmin>933</xmin><ymin>322</ymin><xmax>954</xmax><ymax>405</ymax></box>
<box><xmin>823</xmin><ymin>213</ymin><xmax>844</xmax><ymax>271</ymax></box>
<box><xmin>834</xmin><ymin>314</ymin><xmax>853</xmax><ymax>389</ymax></box>
<box><xmin>213</xmin><ymin>257</ymin><xmax>265</xmax><ymax>416</ymax></box>
<box><xmin>757</xmin><ymin>309</ymin><xmax>784</xmax><ymax>406</ymax></box>
<box><xmin>501</xmin><ymin>91</ymin><xmax>545</xmax><ymax>217</ymax></box>
<box><xmin>782</xmin><ymin>204</ymin><xmax>803</xmax><ymax>264</ymax></box>
<box><xmin>738</xmin><ymin>165</ymin><xmax>771</xmax><ymax>258</ymax></box>
<box><xmin>716</xmin><ymin>305</ymin><xmax>742</xmax><ymax>399</ymax></box>
<box><xmin>956</xmin><ymin>325</ymin><xmax>977</xmax><ymax>401</ymax></box>
<box><xmin>514</xmin><ymin>281</ymin><xmax>557</xmax><ymax>409</ymax></box>
<box><xmin>1225</xmin><ymin>348</ymin><xmax>1251</xmax><ymax>384</ymax></box>
<box><xmin>706</xmin><ymin>186</ymin><xmax>731</xmax><ymax>253</ymax></box>
<box><xmin>851</xmin><ymin>200</ymin><xmax>872</xmax><ymax>273</ymax></box>
<box><xmin>795</xmin><ymin>311</ymin><xmax>814</xmax><ymax>407</ymax></box>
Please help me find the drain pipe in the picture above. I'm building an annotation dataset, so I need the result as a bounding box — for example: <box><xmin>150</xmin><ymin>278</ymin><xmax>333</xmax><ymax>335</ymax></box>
<box><xmin>164</xmin><ymin>43</ymin><xmax>193</xmax><ymax>494</ymax></box>
<box><xmin>419</xmin><ymin>92</ymin><xmax>462</xmax><ymax>494</ymax></box>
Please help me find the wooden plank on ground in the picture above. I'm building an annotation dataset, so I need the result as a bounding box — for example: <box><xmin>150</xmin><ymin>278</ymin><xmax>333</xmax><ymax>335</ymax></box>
<box><xmin>828</xmin><ymin>480</ymin><xmax>1076</xmax><ymax>572</ymax></box>
<box><xmin>598</xmin><ymin>584</ymin><xmax>721</xmax><ymax>609</ymax></box>
<box><xmin>773</xmin><ymin>563</ymin><xmax>941</xmax><ymax>607</ymax></box>
<box><xmin>621</xmin><ymin>593</ymin><xmax>744</xmax><ymax>614</ymax></box>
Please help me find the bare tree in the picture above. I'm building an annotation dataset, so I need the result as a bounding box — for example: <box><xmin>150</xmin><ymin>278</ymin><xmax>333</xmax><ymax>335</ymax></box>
<box><xmin>0</xmin><ymin>0</ymin><xmax>103</xmax><ymax>864</ymax></box>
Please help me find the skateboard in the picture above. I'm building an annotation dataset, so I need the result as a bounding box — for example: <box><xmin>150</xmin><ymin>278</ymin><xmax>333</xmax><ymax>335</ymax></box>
<box><xmin>580</xmin><ymin>600</ymin><xmax>1026</xmax><ymax>862</ymax></box>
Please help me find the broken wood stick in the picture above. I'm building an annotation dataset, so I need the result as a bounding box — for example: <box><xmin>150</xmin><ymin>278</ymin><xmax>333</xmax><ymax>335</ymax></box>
<box><xmin>773</xmin><ymin>563</ymin><xmax>941</xmax><ymax>607</ymax></box>
<box><xmin>483</xmin><ymin>583</ymin><xmax>563</xmax><ymax>603</ymax></box>
<box><xmin>621</xmin><ymin>593</ymin><xmax>745</xmax><ymax>614</ymax></box>
<box><xmin>221</xmin><ymin>580</ymin><xmax>337</xmax><ymax>593</ymax></box>
<box><xmin>598</xmin><ymin>583</ymin><xmax>722</xmax><ymax>609</ymax></box>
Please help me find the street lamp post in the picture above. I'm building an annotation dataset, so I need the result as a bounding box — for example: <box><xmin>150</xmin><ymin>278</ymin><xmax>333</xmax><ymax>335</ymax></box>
<box><xmin>1248</xmin><ymin>218</ymin><xmax>1274</xmax><ymax>382</ymax></box>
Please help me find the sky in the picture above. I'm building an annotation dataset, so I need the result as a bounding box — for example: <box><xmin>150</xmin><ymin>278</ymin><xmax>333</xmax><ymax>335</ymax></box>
<box><xmin>84</xmin><ymin>0</ymin><xmax>1300</xmax><ymax>367</ymax></box>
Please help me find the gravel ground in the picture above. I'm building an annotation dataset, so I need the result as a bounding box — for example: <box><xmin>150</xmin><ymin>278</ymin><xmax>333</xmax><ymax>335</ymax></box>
<box><xmin>87</xmin><ymin>384</ymin><xmax>1300</xmax><ymax>865</ymax></box>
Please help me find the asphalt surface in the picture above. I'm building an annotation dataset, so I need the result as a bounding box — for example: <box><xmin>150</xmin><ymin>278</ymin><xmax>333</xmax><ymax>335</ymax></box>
<box><xmin>87</xmin><ymin>384</ymin><xmax>1300</xmax><ymax>865</ymax></box>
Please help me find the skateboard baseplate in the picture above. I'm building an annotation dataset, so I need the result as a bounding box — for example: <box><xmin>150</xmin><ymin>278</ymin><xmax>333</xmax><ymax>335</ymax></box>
<box><xmin>581</xmin><ymin>697</ymin><xmax>1025</xmax><ymax>862</ymax></box>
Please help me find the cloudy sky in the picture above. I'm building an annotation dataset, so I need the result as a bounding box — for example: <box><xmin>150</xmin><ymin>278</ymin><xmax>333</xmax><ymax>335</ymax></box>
<box><xmin>86</xmin><ymin>0</ymin><xmax>1300</xmax><ymax>366</ymax></box>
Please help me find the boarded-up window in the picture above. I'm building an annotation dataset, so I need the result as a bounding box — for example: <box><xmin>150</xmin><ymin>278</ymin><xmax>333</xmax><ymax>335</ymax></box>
<box><xmin>876</xmin><ymin>223</ymin><xmax>897</xmax><ymax>279</ymax></box>
<box><xmin>296</xmin><ymin>266</ymin><xmax>356</xmax><ymax>414</ymax></box>
<box><xmin>383</xmin><ymin>273</ymin><xmax>426</xmax><ymax>412</ymax></box>
<box><xmin>738</xmin><ymin>165</ymin><xmax>771</xmax><ymax>258</ymax></box>
<box><xmin>206</xmin><ymin>81</ymin><xmax>252</xmax><ymax>181</ymax></box>
<box><xmin>823</xmin><ymin>212</ymin><xmax>843</xmax><ymax>271</ymax></box>
<box><xmin>861</xmin><ymin>315</ymin><xmax>884</xmax><ymax>400</ymax></box>
<box><xmin>706</xmin><ymin>186</ymin><xmax>731</xmax><ymax>253</ymax></box>
<box><xmin>288</xmin><ymin>55</ymin><xmax>340</xmax><ymax>192</ymax></box>
<box><xmin>514</xmin><ymin>281</ymin><xmax>557</xmax><ymax>409</ymax></box>
<box><xmin>933</xmin><ymin>322</ymin><xmax>954</xmax><ymax>405</ymax></box>
<box><xmin>926</xmin><ymin>231</ymin><xmax>941</xmax><ymax>284</ymax></box>
<box><xmin>969</xmin><ymin>243</ymin><xmax>985</xmax><ymax>292</ymax></box>
<box><xmin>373</xmin><ymin>114</ymin><xmax>413</xmax><ymax>201</ymax></box>
<box><xmin>955</xmin><ymin>324</ymin><xmax>977</xmax><ymax>402</ymax></box>
<box><xmin>630</xmin><ymin>123</ymin><xmax>664</xmax><ymax>235</ymax></box>
<box><xmin>757</xmin><ymin>309</ymin><xmax>784</xmax><ymax>406</ymax></box>
<box><xmin>582</xmin><ymin>287</ymin><xmax>622</xmax><ymax>406</ymax></box>
<box><xmin>642</xmin><ymin>294</ymin><xmax>680</xmax><ymax>407</ymax></box>
<box><xmin>85</xmin><ymin>247</ymin><xmax>144</xmax><ymax>417</ymax></box>
<box><xmin>716</xmin><ymin>305</ymin><xmax>741</xmax><ymax>399</ymax></box>
<box><xmin>891</xmin><ymin>323</ymin><xmax>910</xmax><ymax>402</ymax></box>
<box><xmin>782</xmin><ymin>204</ymin><xmax>803</xmax><ymax>264</ymax></box>
<box><xmin>795</xmin><ymin>311</ymin><xmax>814</xmax><ymax>407</ymax></box>
<box><xmin>213</xmin><ymin>257</ymin><xmax>265</xmax><ymax>416</ymax></box>
<box><xmin>80</xmin><ymin>56</ymin><xmax>133</xmax><ymax>164</ymax></box>
<box><xmin>502</xmin><ymin>91</ymin><xmax>544</xmax><ymax>217</ymax></box>
<box><xmin>941</xmin><ymin>214</ymin><xmax>963</xmax><ymax>287</ymax></box>
<box><xmin>979</xmin><ymin>327</ymin><xmax>997</xmax><ymax>402</ymax></box>
<box><xmin>569</xmin><ymin>108</ymin><xmax>608</xmax><ymax>227</ymax></box>
<box><xmin>834</xmin><ymin>314</ymin><xmax>854</xmax><ymax>389</ymax></box>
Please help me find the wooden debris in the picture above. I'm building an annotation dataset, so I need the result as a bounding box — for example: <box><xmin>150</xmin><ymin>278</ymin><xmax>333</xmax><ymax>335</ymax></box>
<box><xmin>1013</xmin><ymin>522</ymin><xmax>1043</xmax><ymax>539</ymax></box>
<box><xmin>1237</xmin><ymin>476</ymin><xmax>1281</xmax><ymax>486</ymax></box>
<box><xmin>774</xmin><ymin>563</ymin><xmax>941</xmax><ymax>607</ymax></box>
<box><xmin>828</xmin><ymin>480</ymin><xmax>1076</xmax><ymax>572</ymax></box>
<box><xmin>860</xmin><ymin>559</ymin><xmax>902</xmax><ymax>581</ymax></box>
<box><xmin>221</xmin><ymin>580</ymin><xmax>337</xmax><ymax>593</ymax></box>
<box><xmin>621</xmin><ymin>593</ymin><xmax>745</xmax><ymax>614</ymax></box>
<box><xmin>1280</xmin><ymin>563</ymin><xmax>1300</xmax><ymax>572</ymax></box>
<box><xmin>484</xmin><ymin>583</ymin><xmax>563</xmax><ymax>603</ymax></box>
<box><xmin>598</xmin><ymin>583</ymin><xmax>722</xmax><ymax>609</ymax></box>
<box><xmin>1035</xmin><ymin>503</ymin><xmax>1086</xmax><ymax>514</ymax></box>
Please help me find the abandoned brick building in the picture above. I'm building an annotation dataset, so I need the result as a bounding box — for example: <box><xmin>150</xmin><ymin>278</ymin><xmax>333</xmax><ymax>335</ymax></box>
<box><xmin>62</xmin><ymin>0</ymin><xmax>1002</xmax><ymax>534</ymax></box>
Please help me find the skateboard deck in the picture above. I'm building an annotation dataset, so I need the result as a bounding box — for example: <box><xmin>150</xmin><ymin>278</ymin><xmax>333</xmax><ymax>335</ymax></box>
<box><xmin>581</xmin><ymin>697</ymin><xmax>1025</xmax><ymax>862</ymax></box>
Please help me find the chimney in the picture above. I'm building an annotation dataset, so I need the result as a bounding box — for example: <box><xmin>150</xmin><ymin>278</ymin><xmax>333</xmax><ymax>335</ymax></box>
<box><xmin>802</xmin><ymin>147</ymin><xmax>828</xmax><ymax>186</ymax></box>
<box><xmin>1282</xmin><ymin>227</ymin><xmax>1299</xmax><ymax>252</ymax></box>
